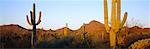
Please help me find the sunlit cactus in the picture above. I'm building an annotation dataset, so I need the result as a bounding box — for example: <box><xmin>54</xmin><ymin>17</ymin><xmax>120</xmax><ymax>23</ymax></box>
<box><xmin>103</xmin><ymin>0</ymin><xmax>128</xmax><ymax>49</ymax></box>
<box><xmin>26</xmin><ymin>3</ymin><xmax>42</xmax><ymax>48</ymax></box>
<box><xmin>63</xmin><ymin>23</ymin><xmax>68</xmax><ymax>37</ymax></box>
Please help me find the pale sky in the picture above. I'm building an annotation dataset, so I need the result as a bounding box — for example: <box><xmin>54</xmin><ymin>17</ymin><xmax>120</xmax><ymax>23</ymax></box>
<box><xmin>0</xmin><ymin>0</ymin><xmax>149</xmax><ymax>30</ymax></box>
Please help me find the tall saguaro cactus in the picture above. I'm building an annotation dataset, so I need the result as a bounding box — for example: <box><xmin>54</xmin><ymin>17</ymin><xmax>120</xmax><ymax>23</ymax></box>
<box><xmin>26</xmin><ymin>3</ymin><xmax>42</xmax><ymax>48</ymax></box>
<box><xmin>103</xmin><ymin>0</ymin><xmax>128</xmax><ymax>49</ymax></box>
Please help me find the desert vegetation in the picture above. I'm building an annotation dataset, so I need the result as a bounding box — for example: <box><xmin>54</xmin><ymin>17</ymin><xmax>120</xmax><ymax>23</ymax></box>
<box><xmin>0</xmin><ymin>0</ymin><xmax>150</xmax><ymax>49</ymax></box>
<box><xmin>128</xmin><ymin>38</ymin><xmax>150</xmax><ymax>49</ymax></box>
<box><xmin>0</xmin><ymin>21</ymin><xmax>150</xmax><ymax>49</ymax></box>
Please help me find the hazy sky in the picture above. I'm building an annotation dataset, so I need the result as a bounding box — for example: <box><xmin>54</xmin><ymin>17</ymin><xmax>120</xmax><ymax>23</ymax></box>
<box><xmin>0</xmin><ymin>0</ymin><xmax>149</xmax><ymax>30</ymax></box>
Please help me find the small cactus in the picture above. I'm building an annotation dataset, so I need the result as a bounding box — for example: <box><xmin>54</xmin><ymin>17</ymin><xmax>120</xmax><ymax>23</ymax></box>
<box><xmin>82</xmin><ymin>23</ymin><xmax>90</xmax><ymax>48</ymax></box>
<box><xmin>63</xmin><ymin>23</ymin><xmax>68</xmax><ymax>37</ymax></box>
<box><xmin>26</xmin><ymin>3</ymin><xmax>42</xmax><ymax>48</ymax></box>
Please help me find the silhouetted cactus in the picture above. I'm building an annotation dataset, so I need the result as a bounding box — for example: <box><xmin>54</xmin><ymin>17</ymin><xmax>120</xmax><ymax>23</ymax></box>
<box><xmin>26</xmin><ymin>3</ymin><xmax>42</xmax><ymax>48</ymax></box>
<box><xmin>103</xmin><ymin>0</ymin><xmax>128</xmax><ymax>49</ymax></box>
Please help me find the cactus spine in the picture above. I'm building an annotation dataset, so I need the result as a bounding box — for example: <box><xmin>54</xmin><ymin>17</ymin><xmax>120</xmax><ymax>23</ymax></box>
<box><xmin>26</xmin><ymin>3</ymin><xmax>42</xmax><ymax>48</ymax></box>
<box><xmin>103</xmin><ymin>0</ymin><xmax>128</xmax><ymax>49</ymax></box>
<box><xmin>64</xmin><ymin>23</ymin><xmax>68</xmax><ymax>37</ymax></box>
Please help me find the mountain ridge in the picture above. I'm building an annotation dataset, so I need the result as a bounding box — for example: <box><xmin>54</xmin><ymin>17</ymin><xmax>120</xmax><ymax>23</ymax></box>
<box><xmin>0</xmin><ymin>20</ymin><xmax>150</xmax><ymax>48</ymax></box>
<box><xmin>0</xmin><ymin>20</ymin><xmax>149</xmax><ymax>32</ymax></box>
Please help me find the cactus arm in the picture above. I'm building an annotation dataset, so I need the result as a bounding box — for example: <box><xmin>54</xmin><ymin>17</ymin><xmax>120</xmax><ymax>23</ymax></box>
<box><xmin>36</xmin><ymin>11</ymin><xmax>42</xmax><ymax>25</ymax></box>
<box><xmin>26</xmin><ymin>15</ymin><xmax>32</xmax><ymax>25</ymax></box>
<box><xmin>111</xmin><ymin>0</ymin><xmax>117</xmax><ymax>29</ymax></box>
<box><xmin>104</xmin><ymin>0</ymin><xmax>110</xmax><ymax>32</ymax></box>
<box><xmin>30</xmin><ymin>11</ymin><xmax>34</xmax><ymax>24</ymax></box>
<box><xmin>120</xmin><ymin>12</ymin><xmax>128</xmax><ymax>28</ymax></box>
<box><xmin>116</xmin><ymin>0</ymin><xmax>121</xmax><ymax>29</ymax></box>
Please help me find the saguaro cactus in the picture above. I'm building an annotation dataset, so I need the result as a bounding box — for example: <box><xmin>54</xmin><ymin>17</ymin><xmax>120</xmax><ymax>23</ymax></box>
<box><xmin>103</xmin><ymin>0</ymin><xmax>128</xmax><ymax>49</ymax></box>
<box><xmin>26</xmin><ymin>3</ymin><xmax>42</xmax><ymax>48</ymax></box>
<box><xmin>82</xmin><ymin>23</ymin><xmax>90</xmax><ymax>48</ymax></box>
<box><xmin>64</xmin><ymin>23</ymin><xmax>68</xmax><ymax>37</ymax></box>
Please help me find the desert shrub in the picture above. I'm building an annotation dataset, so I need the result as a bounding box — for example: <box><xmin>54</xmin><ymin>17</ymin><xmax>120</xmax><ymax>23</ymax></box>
<box><xmin>128</xmin><ymin>38</ymin><xmax>150</xmax><ymax>49</ymax></box>
<box><xmin>37</xmin><ymin>36</ymin><xmax>73</xmax><ymax>48</ymax></box>
<box><xmin>0</xmin><ymin>32</ymin><xmax>31</xmax><ymax>48</ymax></box>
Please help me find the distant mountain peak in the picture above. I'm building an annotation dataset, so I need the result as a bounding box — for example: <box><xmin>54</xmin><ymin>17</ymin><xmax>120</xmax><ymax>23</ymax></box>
<box><xmin>0</xmin><ymin>24</ymin><xmax>26</xmax><ymax>29</ymax></box>
<box><xmin>130</xmin><ymin>26</ymin><xmax>142</xmax><ymax>29</ymax></box>
<box><xmin>78</xmin><ymin>20</ymin><xmax>105</xmax><ymax>32</ymax></box>
<box><xmin>89</xmin><ymin>20</ymin><xmax>103</xmax><ymax>24</ymax></box>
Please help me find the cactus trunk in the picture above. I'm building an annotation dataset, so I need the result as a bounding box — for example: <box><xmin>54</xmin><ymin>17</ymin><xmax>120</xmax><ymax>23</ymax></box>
<box><xmin>33</xmin><ymin>25</ymin><xmax>36</xmax><ymax>47</ymax></box>
<box><xmin>33</xmin><ymin>3</ymin><xmax>36</xmax><ymax>48</ymax></box>
<box><xmin>26</xmin><ymin>3</ymin><xmax>42</xmax><ymax>48</ymax></box>
<box><xmin>103</xmin><ymin>0</ymin><xmax>128</xmax><ymax>49</ymax></box>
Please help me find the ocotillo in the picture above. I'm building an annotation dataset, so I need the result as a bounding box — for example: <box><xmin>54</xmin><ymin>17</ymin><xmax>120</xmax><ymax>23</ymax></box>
<box><xmin>26</xmin><ymin>3</ymin><xmax>42</xmax><ymax>48</ymax></box>
<box><xmin>103</xmin><ymin>0</ymin><xmax>128</xmax><ymax>49</ymax></box>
